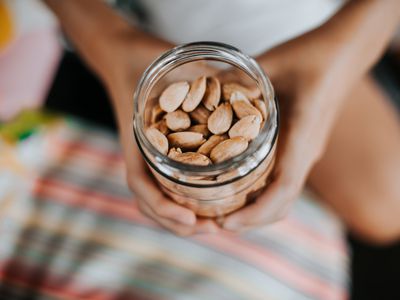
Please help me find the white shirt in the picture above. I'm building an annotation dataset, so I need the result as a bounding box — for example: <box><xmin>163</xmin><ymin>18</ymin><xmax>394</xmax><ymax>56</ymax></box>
<box><xmin>137</xmin><ymin>0</ymin><xmax>345</xmax><ymax>56</ymax></box>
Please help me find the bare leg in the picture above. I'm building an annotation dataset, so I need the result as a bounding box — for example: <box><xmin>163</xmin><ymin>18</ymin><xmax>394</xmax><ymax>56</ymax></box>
<box><xmin>309</xmin><ymin>76</ymin><xmax>400</xmax><ymax>245</ymax></box>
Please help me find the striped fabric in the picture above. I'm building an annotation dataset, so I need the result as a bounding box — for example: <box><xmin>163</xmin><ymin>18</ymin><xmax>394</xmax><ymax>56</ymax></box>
<box><xmin>0</xmin><ymin>117</ymin><xmax>349</xmax><ymax>300</ymax></box>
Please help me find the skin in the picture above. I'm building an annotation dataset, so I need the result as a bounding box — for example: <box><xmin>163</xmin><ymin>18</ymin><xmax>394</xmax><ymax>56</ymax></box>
<box><xmin>309</xmin><ymin>76</ymin><xmax>400</xmax><ymax>244</ymax></box>
<box><xmin>44</xmin><ymin>0</ymin><xmax>400</xmax><ymax>242</ymax></box>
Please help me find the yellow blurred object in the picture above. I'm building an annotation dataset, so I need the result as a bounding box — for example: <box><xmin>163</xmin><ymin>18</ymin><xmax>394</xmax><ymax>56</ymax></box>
<box><xmin>0</xmin><ymin>1</ymin><xmax>14</xmax><ymax>50</ymax></box>
<box><xmin>0</xmin><ymin>110</ymin><xmax>57</xmax><ymax>143</ymax></box>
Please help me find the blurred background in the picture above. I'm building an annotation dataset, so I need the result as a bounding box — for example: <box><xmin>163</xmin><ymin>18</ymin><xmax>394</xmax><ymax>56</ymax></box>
<box><xmin>1</xmin><ymin>1</ymin><xmax>399</xmax><ymax>299</ymax></box>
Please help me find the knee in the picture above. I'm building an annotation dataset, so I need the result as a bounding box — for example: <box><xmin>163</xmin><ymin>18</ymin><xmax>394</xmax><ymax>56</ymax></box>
<box><xmin>353</xmin><ymin>218</ymin><xmax>400</xmax><ymax>246</ymax></box>
<box><xmin>349</xmin><ymin>188</ymin><xmax>400</xmax><ymax>246</ymax></box>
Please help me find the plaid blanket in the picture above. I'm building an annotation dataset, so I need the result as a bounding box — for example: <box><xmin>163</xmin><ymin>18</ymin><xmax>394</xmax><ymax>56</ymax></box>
<box><xmin>0</xmin><ymin>115</ymin><xmax>348</xmax><ymax>300</ymax></box>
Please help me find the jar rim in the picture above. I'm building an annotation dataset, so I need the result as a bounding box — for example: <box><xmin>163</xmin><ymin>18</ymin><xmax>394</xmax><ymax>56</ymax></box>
<box><xmin>133</xmin><ymin>41</ymin><xmax>279</xmax><ymax>185</ymax></box>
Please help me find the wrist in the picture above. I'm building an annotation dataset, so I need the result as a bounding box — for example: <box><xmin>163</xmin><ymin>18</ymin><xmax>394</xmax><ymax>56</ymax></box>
<box><xmin>104</xmin><ymin>34</ymin><xmax>174</xmax><ymax>130</ymax></box>
<box><xmin>107</xmin><ymin>79</ymin><xmax>134</xmax><ymax>126</ymax></box>
<box><xmin>102</xmin><ymin>31</ymin><xmax>173</xmax><ymax>97</ymax></box>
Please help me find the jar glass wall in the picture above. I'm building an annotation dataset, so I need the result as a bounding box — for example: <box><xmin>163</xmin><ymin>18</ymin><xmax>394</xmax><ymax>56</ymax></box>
<box><xmin>133</xmin><ymin>42</ymin><xmax>278</xmax><ymax>217</ymax></box>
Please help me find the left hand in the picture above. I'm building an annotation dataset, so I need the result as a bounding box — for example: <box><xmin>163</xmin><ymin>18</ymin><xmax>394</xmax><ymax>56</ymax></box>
<box><xmin>223</xmin><ymin>29</ymin><xmax>351</xmax><ymax>231</ymax></box>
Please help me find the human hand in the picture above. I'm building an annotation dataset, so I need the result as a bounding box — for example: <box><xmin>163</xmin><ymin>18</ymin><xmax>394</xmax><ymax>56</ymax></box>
<box><xmin>106</xmin><ymin>33</ymin><xmax>220</xmax><ymax>235</ymax></box>
<box><xmin>119</xmin><ymin>116</ymin><xmax>220</xmax><ymax>236</ymax></box>
<box><xmin>223</xmin><ymin>29</ymin><xmax>353</xmax><ymax>231</ymax></box>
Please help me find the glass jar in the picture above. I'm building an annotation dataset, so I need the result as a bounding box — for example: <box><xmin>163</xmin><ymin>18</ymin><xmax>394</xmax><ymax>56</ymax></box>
<box><xmin>133</xmin><ymin>42</ymin><xmax>278</xmax><ymax>218</ymax></box>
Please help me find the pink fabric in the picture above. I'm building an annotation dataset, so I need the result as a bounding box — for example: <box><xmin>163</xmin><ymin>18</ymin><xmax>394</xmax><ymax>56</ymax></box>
<box><xmin>0</xmin><ymin>28</ymin><xmax>61</xmax><ymax>121</ymax></box>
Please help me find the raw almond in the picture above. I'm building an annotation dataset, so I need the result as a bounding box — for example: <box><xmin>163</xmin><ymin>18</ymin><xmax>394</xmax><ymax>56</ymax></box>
<box><xmin>197</xmin><ymin>134</ymin><xmax>227</xmax><ymax>156</ymax></box>
<box><xmin>182</xmin><ymin>76</ymin><xmax>207</xmax><ymax>112</ymax></box>
<box><xmin>188</xmin><ymin>124</ymin><xmax>210</xmax><ymax>138</ymax></box>
<box><xmin>150</xmin><ymin>103</ymin><xmax>165</xmax><ymax>124</ymax></box>
<box><xmin>168</xmin><ymin>131</ymin><xmax>206</xmax><ymax>150</ymax></box>
<box><xmin>210</xmin><ymin>137</ymin><xmax>248</xmax><ymax>164</ymax></box>
<box><xmin>145</xmin><ymin>127</ymin><xmax>169</xmax><ymax>155</ymax></box>
<box><xmin>190</xmin><ymin>104</ymin><xmax>211</xmax><ymax>124</ymax></box>
<box><xmin>168</xmin><ymin>147</ymin><xmax>182</xmax><ymax>159</ymax></box>
<box><xmin>207</xmin><ymin>102</ymin><xmax>233</xmax><ymax>135</ymax></box>
<box><xmin>253</xmin><ymin>99</ymin><xmax>268</xmax><ymax>121</ymax></box>
<box><xmin>222</xmin><ymin>82</ymin><xmax>261</xmax><ymax>100</ymax></box>
<box><xmin>231</xmin><ymin>94</ymin><xmax>262</xmax><ymax>120</ymax></box>
<box><xmin>165</xmin><ymin>109</ymin><xmax>191</xmax><ymax>131</ymax></box>
<box><xmin>230</xmin><ymin>91</ymin><xmax>250</xmax><ymax>104</ymax></box>
<box><xmin>169</xmin><ymin>151</ymin><xmax>212</xmax><ymax>166</ymax></box>
<box><xmin>151</xmin><ymin>119</ymin><xmax>169</xmax><ymax>135</ymax></box>
<box><xmin>159</xmin><ymin>81</ymin><xmax>190</xmax><ymax>112</ymax></box>
<box><xmin>202</xmin><ymin>76</ymin><xmax>221</xmax><ymax>111</ymax></box>
<box><xmin>229</xmin><ymin>115</ymin><xmax>261</xmax><ymax>141</ymax></box>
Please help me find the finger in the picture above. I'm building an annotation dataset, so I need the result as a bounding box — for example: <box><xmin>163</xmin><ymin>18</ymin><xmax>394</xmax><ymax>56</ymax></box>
<box><xmin>128</xmin><ymin>171</ymin><xmax>196</xmax><ymax>226</ymax></box>
<box><xmin>222</xmin><ymin>113</ymin><xmax>311</xmax><ymax>232</ymax></box>
<box><xmin>222</xmin><ymin>179</ymin><xmax>292</xmax><ymax>231</ymax></box>
<box><xmin>125</xmin><ymin>132</ymin><xmax>197</xmax><ymax>226</ymax></box>
<box><xmin>137</xmin><ymin>198</ymin><xmax>195</xmax><ymax>236</ymax></box>
<box><xmin>138</xmin><ymin>199</ymin><xmax>220</xmax><ymax>235</ymax></box>
<box><xmin>121</xmin><ymin>117</ymin><xmax>197</xmax><ymax>226</ymax></box>
<box><xmin>140</xmin><ymin>197</ymin><xmax>220</xmax><ymax>235</ymax></box>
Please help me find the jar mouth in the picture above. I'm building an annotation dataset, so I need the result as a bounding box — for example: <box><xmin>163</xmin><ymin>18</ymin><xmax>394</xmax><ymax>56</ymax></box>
<box><xmin>133</xmin><ymin>41</ymin><xmax>279</xmax><ymax>184</ymax></box>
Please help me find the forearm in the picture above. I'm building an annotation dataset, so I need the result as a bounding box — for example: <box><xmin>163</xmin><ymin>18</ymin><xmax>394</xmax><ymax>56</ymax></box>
<box><xmin>44</xmin><ymin>0</ymin><xmax>173</xmax><ymax>91</ymax></box>
<box><xmin>255</xmin><ymin>0</ymin><xmax>400</xmax><ymax>172</ymax></box>
<box><xmin>259</xmin><ymin>0</ymin><xmax>399</xmax><ymax>95</ymax></box>
<box><xmin>44</xmin><ymin>0</ymin><xmax>173</xmax><ymax>126</ymax></box>
<box><xmin>44</xmin><ymin>0</ymin><xmax>135</xmax><ymax>83</ymax></box>
<box><xmin>322</xmin><ymin>0</ymin><xmax>400</xmax><ymax>85</ymax></box>
<box><xmin>312</xmin><ymin>0</ymin><xmax>400</xmax><ymax>149</ymax></box>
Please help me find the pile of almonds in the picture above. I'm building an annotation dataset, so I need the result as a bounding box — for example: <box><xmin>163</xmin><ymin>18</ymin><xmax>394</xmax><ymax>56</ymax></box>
<box><xmin>145</xmin><ymin>76</ymin><xmax>267</xmax><ymax>166</ymax></box>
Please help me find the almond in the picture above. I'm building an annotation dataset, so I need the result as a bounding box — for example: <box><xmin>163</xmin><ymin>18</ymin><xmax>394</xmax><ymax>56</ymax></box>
<box><xmin>182</xmin><ymin>76</ymin><xmax>207</xmax><ymax>112</ymax></box>
<box><xmin>253</xmin><ymin>99</ymin><xmax>268</xmax><ymax>121</ymax></box>
<box><xmin>145</xmin><ymin>128</ymin><xmax>169</xmax><ymax>155</ymax></box>
<box><xmin>207</xmin><ymin>102</ymin><xmax>233</xmax><ymax>135</ymax></box>
<box><xmin>231</xmin><ymin>93</ymin><xmax>262</xmax><ymax>120</ymax></box>
<box><xmin>202</xmin><ymin>76</ymin><xmax>221</xmax><ymax>111</ymax></box>
<box><xmin>151</xmin><ymin>119</ymin><xmax>169</xmax><ymax>135</ymax></box>
<box><xmin>168</xmin><ymin>147</ymin><xmax>182</xmax><ymax>159</ymax></box>
<box><xmin>165</xmin><ymin>109</ymin><xmax>191</xmax><ymax>131</ymax></box>
<box><xmin>230</xmin><ymin>91</ymin><xmax>250</xmax><ymax>104</ymax></box>
<box><xmin>168</xmin><ymin>132</ymin><xmax>206</xmax><ymax>150</ymax></box>
<box><xmin>197</xmin><ymin>134</ymin><xmax>227</xmax><ymax>156</ymax></box>
<box><xmin>169</xmin><ymin>151</ymin><xmax>212</xmax><ymax>166</ymax></box>
<box><xmin>188</xmin><ymin>124</ymin><xmax>210</xmax><ymax>138</ymax></box>
<box><xmin>229</xmin><ymin>115</ymin><xmax>261</xmax><ymax>141</ymax></box>
<box><xmin>210</xmin><ymin>137</ymin><xmax>248</xmax><ymax>164</ymax></box>
<box><xmin>150</xmin><ymin>103</ymin><xmax>165</xmax><ymax>124</ymax></box>
<box><xmin>222</xmin><ymin>82</ymin><xmax>261</xmax><ymax>100</ymax></box>
<box><xmin>159</xmin><ymin>81</ymin><xmax>190</xmax><ymax>112</ymax></box>
<box><xmin>190</xmin><ymin>104</ymin><xmax>211</xmax><ymax>124</ymax></box>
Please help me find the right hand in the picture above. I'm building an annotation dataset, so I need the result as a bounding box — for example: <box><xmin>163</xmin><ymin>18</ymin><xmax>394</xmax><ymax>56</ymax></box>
<box><xmin>122</xmin><ymin>122</ymin><xmax>221</xmax><ymax>236</ymax></box>
<box><xmin>106</xmin><ymin>32</ymin><xmax>220</xmax><ymax>236</ymax></box>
